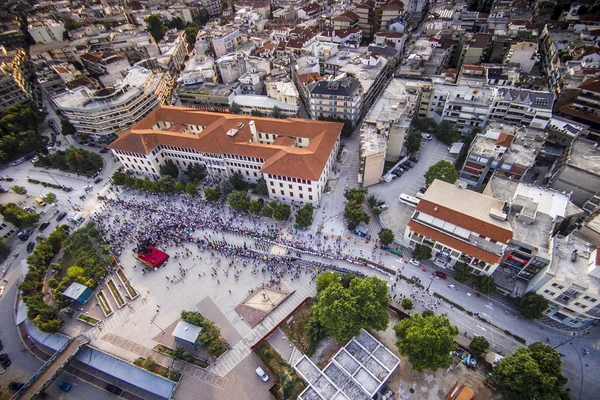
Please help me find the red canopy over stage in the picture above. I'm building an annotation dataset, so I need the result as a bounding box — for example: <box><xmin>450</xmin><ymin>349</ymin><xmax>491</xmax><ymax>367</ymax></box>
<box><xmin>136</xmin><ymin>246</ymin><xmax>169</xmax><ymax>269</ymax></box>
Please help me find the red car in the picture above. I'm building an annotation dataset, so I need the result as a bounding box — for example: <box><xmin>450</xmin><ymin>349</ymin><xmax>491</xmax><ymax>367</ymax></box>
<box><xmin>434</xmin><ymin>271</ymin><xmax>447</xmax><ymax>279</ymax></box>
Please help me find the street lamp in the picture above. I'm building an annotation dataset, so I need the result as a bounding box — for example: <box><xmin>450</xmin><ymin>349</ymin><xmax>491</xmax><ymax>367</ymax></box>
<box><xmin>426</xmin><ymin>274</ymin><xmax>435</xmax><ymax>292</ymax></box>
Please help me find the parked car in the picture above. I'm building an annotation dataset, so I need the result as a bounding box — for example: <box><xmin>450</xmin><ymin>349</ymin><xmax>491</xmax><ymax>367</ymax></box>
<box><xmin>23</xmin><ymin>153</ymin><xmax>35</xmax><ymax>160</ymax></box>
<box><xmin>17</xmin><ymin>230</ymin><xmax>32</xmax><ymax>241</ymax></box>
<box><xmin>255</xmin><ymin>367</ymin><xmax>269</xmax><ymax>382</ymax></box>
<box><xmin>419</xmin><ymin>187</ymin><xmax>427</xmax><ymax>194</ymax></box>
<box><xmin>100</xmin><ymin>148</ymin><xmax>108</xmax><ymax>153</ymax></box>
<box><xmin>405</xmin><ymin>161</ymin><xmax>415</xmax><ymax>168</ymax></box>
<box><xmin>94</xmin><ymin>177</ymin><xmax>104</xmax><ymax>184</ymax></box>
<box><xmin>377</xmin><ymin>204</ymin><xmax>389</xmax><ymax>211</ymax></box>
<box><xmin>434</xmin><ymin>271</ymin><xmax>447</xmax><ymax>279</ymax></box>
<box><xmin>57</xmin><ymin>212</ymin><xmax>67</xmax><ymax>222</ymax></box>
<box><xmin>30</xmin><ymin>156</ymin><xmax>39</xmax><ymax>163</ymax></box>
<box><xmin>0</xmin><ymin>187</ymin><xmax>8</xmax><ymax>193</ymax></box>
<box><xmin>409</xmin><ymin>259</ymin><xmax>420</xmax><ymax>267</ymax></box>
<box><xmin>11</xmin><ymin>159</ymin><xmax>23</xmax><ymax>166</ymax></box>
<box><xmin>27</xmin><ymin>241</ymin><xmax>35</xmax><ymax>253</ymax></box>
<box><xmin>35</xmin><ymin>197</ymin><xmax>46</xmax><ymax>207</ymax></box>
<box><xmin>0</xmin><ymin>353</ymin><xmax>11</xmax><ymax>368</ymax></box>
<box><xmin>105</xmin><ymin>384</ymin><xmax>123</xmax><ymax>395</ymax></box>
<box><xmin>421</xmin><ymin>132</ymin><xmax>433</xmax><ymax>140</ymax></box>
<box><xmin>39</xmin><ymin>222</ymin><xmax>50</xmax><ymax>231</ymax></box>
<box><xmin>8</xmin><ymin>382</ymin><xmax>24</xmax><ymax>390</ymax></box>
<box><xmin>57</xmin><ymin>382</ymin><xmax>72</xmax><ymax>392</ymax></box>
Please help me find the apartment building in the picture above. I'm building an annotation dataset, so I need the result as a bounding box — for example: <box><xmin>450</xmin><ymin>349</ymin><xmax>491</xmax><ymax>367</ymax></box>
<box><xmin>53</xmin><ymin>66</ymin><xmax>172</xmax><ymax>140</ymax></box>
<box><xmin>107</xmin><ymin>107</ymin><xmax>342</xmax><ymax>204</ymax></box>
<box><xmin>558</xmin><ymin>78</ymin><xmax>600</xmax><ymax>134</ymax></box>
<box><xmin>485</xmin><ymin>176</ymin><xmax>577</xmax><ymax>297</ymax></box>
<box><xmin>177</xmin><ymin>81</ymin><xmax>240</xmax><ymax>111</ymax></box>
<box><xmin>201</xmin><ymin>0</ymin><xmax>222</xmax><ymax>17</ymax></box>
<box><xmin>157</xmin><ymin>30</ymin><xmax>188</xmax><ymax>76</ymax></box>
<box><xmin>308</xmin><ymin>76</ymin><xmax>363</xmax><ymax>124</ymax></box>
<box><xmin>28</xmin><ymin>21</ymin><xmax>66</xmax><ymax>44</ymax></box>
<box><xmin>404</xmin><ymin>179</ymin><xmax>513</xmax><ymax>276</ymax></box>
<box><xmin>503</xmin><ymin>41</ymin><xmax>538</xmax><ymax>74</ymax></box>
<box><xmin>0</xmin><ymin>68</ymin><xmax>30</xmax><ymax>112</ymax></box>
<box><xmin>488</xmin><ymin>88</ymin><xmax>554</xmax><ymax>130</ymax></box>
<box><xmin>527</xmin><ymin>231</ymin><xmax>600</xmax><ymax>328</ymax></box>
<box><xmin>549</xmin><ymin>137</ymin><xmax>600</xmax><ymax>211</ymax></box>
<box><xmin>428</xmin><ymin>84</ymin><xmax>493</xmax><ymax>135</ymax></box>
<box><xmin>212</xmin><ymin>29</ymin><xmax>243</xmax><ymax>58</ymax></box>
<box><xmin>355</xmin><ymin>0</ymin><xmax>404</xmax><ymax>43</ymax></box>
<box><xmin>457</xmin><ymin>33</ymin><xmax>492</xmax><ymax>67</ymax></box>
<box><xmin>460</xmin><ymin>123</ymin><xmax>544</xmax><ymax>188</ymax></box>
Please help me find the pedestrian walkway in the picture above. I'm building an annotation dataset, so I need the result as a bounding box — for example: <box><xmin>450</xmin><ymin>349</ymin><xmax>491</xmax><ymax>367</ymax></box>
<box><xmin>209</xmin><ymin>283</ymin><xmax>316</xmax><ymax>377</ymax></box>
<box><xmin>85</xmin><ymin>295</ymin><xmax>150</xmax><ymax>342</ymax></box>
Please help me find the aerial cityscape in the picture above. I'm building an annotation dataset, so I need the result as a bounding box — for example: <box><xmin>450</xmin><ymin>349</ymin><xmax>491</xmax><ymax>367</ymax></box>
<box><xmin>0</xmin><ymin>0</ymin><xmax>599</xmax><ymax>399</ymax></box>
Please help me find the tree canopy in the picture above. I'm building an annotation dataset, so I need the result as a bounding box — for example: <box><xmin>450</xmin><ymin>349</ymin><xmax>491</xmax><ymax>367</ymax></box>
<box><xmin>0</xmin><ymin>104</ymin><xmax>46</xmax><ymax>163</ymax></box>
<box><xmin>453</xmin><ymin>262</ymin><xmax>471</xmax><ymax>282</ymax></box>
<box><xmin>273</xmin><ymin>203</ymin><xmax>291</xmax><ymax>221</ymax></box>
<box><xmin>185</xmin><ymin>163</ymin><xmax>206</xmax><ymax>183</ymax></box>
<box><xmin>230</xmin><ymin>102</ymin><xmax>242</xmax><ymax>114</ymax></box>
<box><xmin>495</xmin><ymin>343</ymin><xmax>567</xmax><ymax>400</ymax></box>
<box><xmin>469</xmin><ymin>336</ymin><xmax>490</xmax><ymax>354</ymax></box>
<box><xmin>160</xmin><ymin>159</ymin><xmax>179</xmax><ymax>179</ymax></box>
<box><xmin>518</xmin><ymin>292</ymin><xmax>550</xmax><ymax>320</ymax></box>
<box><xmin>405</xmin><ymin>130</ymin><xmax>422</xmax><ymax>155</ymax></box>
<box><xmin>394</xmin><ymin>312</ymin><xmax>458</xmax><ymax>371</ymax></box>
<box><xmin>36</xmin><ymin>146</ymin><xmax>103</xmax><ymax>175</ymax></box>
<box><xmin>0</xmin><ymin>203</ymin><xmax>40</xmax><ymax>227</ymax></box>
<box><xmin>295</xmin><ymin>204</ymin><xmax>314</xmax><ymax>228</ymax></box>
<box><xmin>204</xmin><ymin>187</ymin><xmax>221</xmax><ymax>202</ymax></box>
<box><xmin>312</xmin><ymin>275</ymin><xmax>389</xmax><ymax>342</ymax></box>
<box><xmin>253</xmin><ymin>177</ymin><xmax>268</xmax><ymax>195</ymax></box>
<box><xmin>435</xmin><ymin>120</ymin><xmax>461</xmax><ymax>145</ymax></box>
<box><xmin>227</xmin><ymin>190</ymin><xmax>250</xmax><ymax>212</ymax></box>
<box><xmin>412</xmin><ymin>244</ymin><xmax>432</xmax><ymax>261</ymax></box>
<box><xmin>424</xmin><ymin>160</ymin><xmax>459</xmax><ymax>186</ymax></box>
<box><xmin>378</xmin><ymin>228</ymin><xmax>395</xmax><ymax>246</ymax></box>
<box><xmin>146</xmin><ymin>15</ymin><xmax>166</xmax><ymax>43</ymax></box>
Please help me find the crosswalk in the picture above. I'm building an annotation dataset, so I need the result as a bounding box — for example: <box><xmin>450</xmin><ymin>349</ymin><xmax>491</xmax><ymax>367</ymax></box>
<box><xmin>208</xmin><ymin>283</ymin><xmax>316</xmax><ymax>377</ymax></box>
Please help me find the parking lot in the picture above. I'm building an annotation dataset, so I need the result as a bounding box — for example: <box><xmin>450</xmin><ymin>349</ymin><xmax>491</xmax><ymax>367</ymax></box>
<box><xmin>368</xmin><ymin>138</ymin><xmax>457</xmax><ymax>236</ymax></box>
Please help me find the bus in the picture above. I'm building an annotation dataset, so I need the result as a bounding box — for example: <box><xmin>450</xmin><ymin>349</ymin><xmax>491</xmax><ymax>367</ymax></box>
<box><xmin>398</xmin><ymin>193</ymin><xmax>420</xmax><ymax>207</ymax></box>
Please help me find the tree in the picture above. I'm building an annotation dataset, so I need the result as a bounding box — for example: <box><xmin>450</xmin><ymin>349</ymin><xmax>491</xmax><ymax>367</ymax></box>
<box><xmin>273</xmin><ymin>203</ymin><xmax>291</xmax><ymax>221</ymax></box>
<box><xmin>168</xmin><ymin>16</ymin><xmax>186</xmax><ymax>30</ymax></box>
<box><xmin>312</xmin><ymin>276</ymin><xmax>389</xmax><ymax>343</ymax></box>
<box><xmin>412</xmin><ymin>244</ymin><xmax>432</xmax><ymax>261</ymax></box>
<box><xmin>270</xmin><ymin>106</ymin><xmax>283</xmax><ymax>119</ymax></box>
<box><xmin>172</xmin><ymin>346</ymin><xmax>187</xmax><ymax>361</ymax></box>
<box><xmin>142</xmin><ymin>356</ymin><xmax>157</xmax><ymax>371</ymax></box>
<box><xmin>474</xmin><ymin>275</ymin><xmax>495</xmax><ymax>294</ymax></box>
<box><xmin>405</xmin><ymin>130</ymin><xmax>422</xmax><ymax>154</ymax></box>
<box><xmin>495</xmin><ymin>343</ymin><xmax>567</xmax><ymax>400</ymax></box>
<box><xmin>424</xmin><ymin>160</ymin><xmax>458</xmax><ymax>186</ymax></box>
<box><xmin>227</xmin><ymin>190</ymin><xmax>250</xmax><ymax>212</ymax></box>
<box><xmin>316</xmin><ymin>271</ymin><xmax>341</xmax><ymax>293</ymax></box>
<box><xmin>0</xmin><ymin>203</ymin><xmax>40</xmax><ymax>227</ymax></box>
<box><xmin>344</xmin><ymin>201</ymin><xmax>370</xmax><ymax>230</ymax></box>
<box><xmin>204</xmin><ymin>187</ymin><xmax>221</xmax><ymax>202</ymax></box>
<box><xmin>66</xmin><ymin>265</ymin><xmax>85</xmax><ymax>279</ymax></box>
<box><xmin>44</xmin><ymin>192</ymin><xmax>57</xmax><ymax>204</ymax></box>
<box><xmin>378</xmin><ymin>229</ymin><xmax>395</xmax><ymax>247</ymax></box>
<box><xmin>146</xmin><ymin>15</ymin><xmax>166</xmax><ymax>44</ymax></box>
<box><xmin>394</xmin><ymin>312</ymin><xmax>458</xmax><ymax>372</ymax></box>
<box><xmin>453</xmin><ymin>262</ymin><xmax>471</xmax><ymax>282</ymax></box>
<box><xmin>184</xmin><ymin>26</ymin><xmax>199</xmax><ymax>47</ymax></box>
<box><xmin>295</xmin><ymin>204</ymin><xmax>314</xmax><ymax>228</ymax></box>
<box><xmin>367</xmin><ymin>195</ymin><xmax>377</xmax><ymax>208</ymax></box>
<box><xmin>220</xmin><ymin>179</ymin><xmax>234</xmax><ymax>196</ymax></box>
<box><xmin>518</xmin><ymin>292</ymin><xmax>550</xmax><ymax>320</ymax></box>
<box><xmin>230</xmin><ymin>102</ymin><xmax>242</xmax><ymax>114</ymax></box>
<box><xmin>185</xmin><ymin>183</ymin><xmax>197</xmax><ymax>195</ymax></box>
<box><xmin>61</xmin><ymin>119</ymin><xmax>76</xmax><ymax>136</ymax></box>
<box><xmin>261</xmin><ymin>204</ymin><xmax>273</xmax><ymax>218</ymax></box>
<box><xmin>229</xmin><ymin>172</ymin><xmax>247</xmax><ymax>191</ymax></box>
<box><xmin>249</xmin><ymin>199</ymin><xmax>263</xmax><ymax>214</ymax></box>
<box><xmin>434</xmin><ymin>120</ymin><xmax>461</xmax><ymax>145</ymax></box>
<box><xmin>253</xmin><ymin>177</ymin><xmax>268</xmax><ymax>196</ymax></box>
<box><xmin>11</xmin><ymin>185</ymin><xmax>27</xmax><ymax>195</ymax></box>
<box><xmin>160</xmin><ymin>160</ymin><xmax>179</xmax><ymax>179</ymax></box>
<box><xmin>344</xmin><ymin>188</ymin><xmax>367</xmax><ymax>203</ymax></box>
<box><xmin>251</xmin><ymin>110</ymin><xmax>265</xmax><ymax>117</ymax></box>
<box><xmin>185</xmin><ymin>163</ymin><xmax>206</xmax><ymax>182</ymax></box>
<box><xmin>401</xmin><ymin>298</ymin><xmax>413</xmax><ymax>310</ymax></box>
<box><xmin>469</xmin><ymin>336</ymin><xmax>490</xmax><ymax>354</ymax></box>
<box><xmin>412</xmin><ymin>117</ymin><xmax>437</xmax><ymax>133</ymax></box>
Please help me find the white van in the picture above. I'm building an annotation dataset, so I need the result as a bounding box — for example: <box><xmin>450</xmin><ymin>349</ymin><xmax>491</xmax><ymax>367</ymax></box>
<box><xmin>255</xmin><ymin>367</ymin><xmax>269</xmax><ymax>382</ymax></box>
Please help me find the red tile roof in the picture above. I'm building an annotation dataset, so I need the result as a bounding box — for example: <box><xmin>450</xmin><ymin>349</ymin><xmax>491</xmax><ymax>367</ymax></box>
<box><xmin>108</xmin><ymin>107</ymin><xmax>342</xmax><ymax>181</ymax></box>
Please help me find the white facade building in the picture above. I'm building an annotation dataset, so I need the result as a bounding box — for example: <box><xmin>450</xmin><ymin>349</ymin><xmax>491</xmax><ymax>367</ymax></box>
<box><xmin>29</xmin><ymin>22</ymin><xmax>66</xmax><ymax>44</ymax></box>
<box><xmin>108</xmin><ymin>107</ymin><xmax>342</xmax><ymax>204</ymax></box>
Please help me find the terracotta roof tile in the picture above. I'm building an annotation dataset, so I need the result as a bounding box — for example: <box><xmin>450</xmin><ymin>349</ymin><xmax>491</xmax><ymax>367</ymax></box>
<box><xmin>496</xmin><ymin>132</ymin><xmax>515</xmax><ymax>147</ymax></box>
<box><xmin>108</xmin><ymin>107</ymin><xmax>342</xmax><ymax>181</ymax></box>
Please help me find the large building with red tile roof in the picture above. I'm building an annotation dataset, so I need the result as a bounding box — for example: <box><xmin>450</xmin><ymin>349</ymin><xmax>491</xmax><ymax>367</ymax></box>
<box><xmin>405</xmin><ymin>179</ymin><xmax>513</xmax><ymax>276</ymax></box>
<box><xmin>108</xmin><ymin>106</ymin><xmax>342</xmax><ymax>204</ymax></box>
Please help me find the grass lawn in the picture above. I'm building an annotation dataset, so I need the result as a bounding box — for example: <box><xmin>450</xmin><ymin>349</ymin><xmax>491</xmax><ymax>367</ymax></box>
<box><xmin>254</xmin><ymin>342</ymin><xmax>306</xmax><ymax>400</ymax></box>
<box><xmin>279</xmin><ymin>301</ymin><xmax>311</xmax><ymax>354</ymax></box>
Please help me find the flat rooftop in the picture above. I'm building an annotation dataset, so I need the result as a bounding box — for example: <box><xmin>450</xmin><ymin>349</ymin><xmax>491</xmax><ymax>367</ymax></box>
<box><xmin>548</xmin><ymin>234</ymin><xmax>600</xmax><ymax>295</ymax></box>
<box><xmin>177</xmin><ymin>82</ymin><xmax>238</xmax><ymax>96</ymax></box>
<box><xmin>363</xmin><ymin>79</ymin><xmax>417</xmax><ymax>129</ymax></box>
<box><xmin>360</xmin><ymin>123</ymin><xmax>387</xmax><ymax>156</ymax></box>
<box><xmin>53</xmin><ymin>66</ymin><xmax>160</xmax><ymax>111</ymax></box>
<box><xmin>566</xmin><ymin>138</ymin><xmax>600</xmax><ymax>176</ymax></box>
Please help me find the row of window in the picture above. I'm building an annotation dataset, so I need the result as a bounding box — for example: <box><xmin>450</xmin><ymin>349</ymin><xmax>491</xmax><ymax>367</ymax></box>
<box><xmin>270</xmin><ymin>181</ymin><xmax>313</xmax><ymax>192</ymax></box>
<box><xmin>267</xmin><ymin>174</ymin><xmax>311</xmax><ymax>184</ymax></box>
<box><xmin>271</xmin><ymin>189</ymin><xmax>313</xmax><ymax>200</ymax></box>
